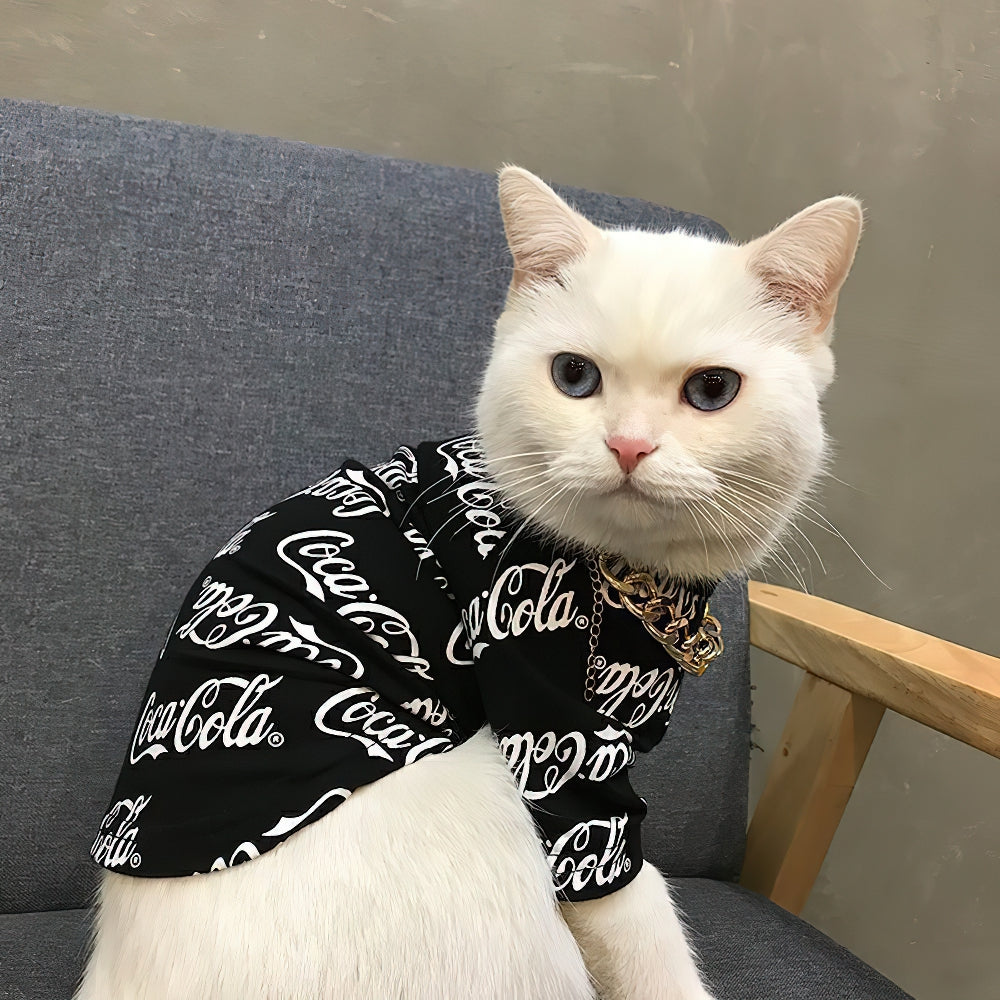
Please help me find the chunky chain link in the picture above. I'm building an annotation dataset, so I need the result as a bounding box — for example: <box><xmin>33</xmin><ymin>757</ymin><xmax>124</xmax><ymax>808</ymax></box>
<box><xmin>596</xmin><ymin>554</ymin><xmax>724</xmax><ymax>676</ymax></box>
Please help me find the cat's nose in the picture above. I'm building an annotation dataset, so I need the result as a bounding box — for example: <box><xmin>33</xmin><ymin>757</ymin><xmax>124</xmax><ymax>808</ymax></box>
<box><xmin>606</xmin><ymin>437</ymin><xmax>656</xmax><ymax>475</ymax></box>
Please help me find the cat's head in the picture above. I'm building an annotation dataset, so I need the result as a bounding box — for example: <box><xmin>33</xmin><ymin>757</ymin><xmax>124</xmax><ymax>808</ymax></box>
<box><xmin>475</xmin><ymin>166</ymin><xmax>863</xmax><ymax>581</ymax></box>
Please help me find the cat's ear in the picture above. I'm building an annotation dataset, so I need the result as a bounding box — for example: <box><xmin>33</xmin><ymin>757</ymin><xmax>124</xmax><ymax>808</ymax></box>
<box><xmin>498</xmin><ymin>166</ymin><xmax>601</xmax><ymax>292</ymax></box>
<box><xmin>744</xmin><ymin>196</ymin><xmax>863</xmax><ymax>339</ymax></box>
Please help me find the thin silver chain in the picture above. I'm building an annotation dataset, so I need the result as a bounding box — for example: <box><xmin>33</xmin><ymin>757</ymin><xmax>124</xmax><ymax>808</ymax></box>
<box><xmin>585</xmin><ymin>555</ymin><xmax>604</xmax><ymax>701</ymax></box>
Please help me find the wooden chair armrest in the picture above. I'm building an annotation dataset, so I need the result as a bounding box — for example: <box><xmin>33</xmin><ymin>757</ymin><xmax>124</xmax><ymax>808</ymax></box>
<box><xmin>747</xmin><ymin>581</ymin><xmax>1000</xmax><ymax>757</ymax></box>
<box><xmin>740</xmin><ymin>581</ymin><xmax>1000</xmax><ymax>914</ymax></box>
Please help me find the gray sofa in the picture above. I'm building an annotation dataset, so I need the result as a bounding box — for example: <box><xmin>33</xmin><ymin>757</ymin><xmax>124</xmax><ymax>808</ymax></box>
<box><xmin>0</xmin><ymin>98</ymin><xmax>911</xmax><ymax>999</ymax></box>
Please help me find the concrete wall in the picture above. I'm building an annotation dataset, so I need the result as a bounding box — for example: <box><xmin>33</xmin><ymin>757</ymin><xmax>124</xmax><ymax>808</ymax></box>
<box><xmin>3</xmin><ymin>2</ymin><xmax>998</xmax><ymax>996</ymax></box>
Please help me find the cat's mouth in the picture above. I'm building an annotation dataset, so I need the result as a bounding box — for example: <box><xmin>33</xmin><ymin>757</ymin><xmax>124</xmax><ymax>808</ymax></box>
<box><xmin>605</xmin><ymin>480</ymin><xmax>644</xmax><ymax>497</ymax></box>
<box><xmin>598</xmin><ymin>479</ymin><xmax>674</xmax><ymax>511</ymax></box>
<box><xmin>598</xmin><ymin>477</ymin><xmax>700</xmax><ymax>513</ymax></box>
<box><xmin>602</xmin><ymin>475</ymin><xmax>667</xmax><ymax>500</ymax></box>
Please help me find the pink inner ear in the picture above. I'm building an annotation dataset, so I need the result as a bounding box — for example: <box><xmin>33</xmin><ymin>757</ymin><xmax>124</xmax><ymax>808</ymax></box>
<box><xmin>498</xmin><ymin>168</ymin><xmax>600</xmax><ymax>292</ymax></box>
<box><xmin>508</xmin><ymin>225</ymin><xmax>591</xmax><ymax>291</ymax></box>
<box><xmin>747</xmin><ymin>197</ymin><xmax>862</xmax><ymax>333</ymax></box>
<box><xmin>758</xmin><ymin>265</ymin><xmax>830</xmax><ymax>319</ymax></box>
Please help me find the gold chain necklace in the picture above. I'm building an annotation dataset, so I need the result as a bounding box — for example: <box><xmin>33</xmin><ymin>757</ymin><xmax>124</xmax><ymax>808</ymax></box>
<box><xmin>584</xmin><ymin>554</ymin><xmax>724</xmax><ymax>699</ymax></box>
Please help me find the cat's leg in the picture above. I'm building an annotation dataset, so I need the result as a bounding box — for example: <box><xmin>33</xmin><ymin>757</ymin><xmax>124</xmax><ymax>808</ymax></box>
<box><xmin>559</xmin><ymin>860</ymin><xmax>715</xmax><ymax>1000</ymax></box>
<box><xmin>77</xmin><ymin>728</ymin><xmax>594</xmax><ymax>1000</ymax></box>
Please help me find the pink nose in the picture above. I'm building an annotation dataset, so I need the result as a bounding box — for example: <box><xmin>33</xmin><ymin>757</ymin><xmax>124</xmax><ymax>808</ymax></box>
<box><xmin>606</xmin><ymin>436</ymin><xmax>656</xmax><ymax>475</ymax></box>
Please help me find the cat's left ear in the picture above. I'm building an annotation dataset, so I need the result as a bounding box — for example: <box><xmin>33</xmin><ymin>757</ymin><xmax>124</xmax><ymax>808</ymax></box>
<box><xmin>744</xmin><ymin>196</ymin><xmax>864</xmax><ymax>340</ymax></box>
<box><xmin>497</xmin><ymin>166</ymin><xmax>602</xmax><ymax>292</ymax></box>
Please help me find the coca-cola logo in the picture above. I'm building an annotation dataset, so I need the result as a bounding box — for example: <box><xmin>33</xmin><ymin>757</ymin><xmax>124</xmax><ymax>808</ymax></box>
<box><xmin>452</xmin><ymin>480</ymin><xmax>507</xmax><ymax>557</ymax></box>
<box><xmin>547</xmin><ymin>815</ymin><xmax>632</xmax><ymax>894</ymax></box>
<box><xmin>91</xmin><ymin>794</ymin><xmax>150</xmax><ymax>870</ymax></box>
<box><xmin>129</xmin><ymin>673</ymin><xmax>284</xmax><ymax>764</ymax></box>
<box><xmin>176</xmin><ymin>577</ymin><xmax>278</xmax><ymax>650</ymax></box>
<box><xmin>208</xmin><ymin>841</ymin><xmax>260</xmax><ymax>872</ymax></box>
<box><xmin>277</xmin><ymin>529</ymin><xmax>368</xmax><ymax>604</ymax></box>
<box><xmin>500</xmin><ymin>730</ymin><xmax>585</xmax><ymax>800</ymax></box>
<box><xmin>276</xmin><ymin>529</ymin><xmax>432</xmax><ymax>680</ymax></box>
<box><xmin>594</xmin><ymin>660</ymin><xmax>681</xmax><ymax>729</ymax></box>
<box><xmin>290</xmin><ymin>467</ymin><xmax>389</xmax><ymax>518</ymax></box>
<box><xmin>400</xmin><ymin>695</ymin><xmax>453</xmax><ymax>730</ymax></box>
<box><xmin>431</xmin><ymin>438</ymin><xmax>508</xmax><ymax>558</ymax></box>
<box><xmin>373</xmin><ymin>446</ymin><xmax>418</xmax><ymax>490</ymax></box>
<box><xmin>499</xmin><ymin>724</ymin><xmax>634</xmax><ymax>801</ymax></box>
<box><xmin>402</xmin><ymin>525</ymin><xmax>450</xmax><ymax>590</ymax></box>
<box><xmin>337</xmin><ymin>601</ymin><xmax>432</xmax><ymax>679</ymax></box>
<box><xmin>314</xmin><ymin>686</ymin><xmax>453</xmax><ymax>764</ymax></box>
<box><xmin>447</xmin><ymin>558</ymin><xmax>582</xmax><ymax>665</ymax></box>
<box><xmin>257</xmin><ymin>617</ymin><xmax>366</xmax><ymax>679</ymax></box>
<box><xmin>436</xmin><ymin>435</ymin><xmax>487</xmax><ymax>481</ymax></box>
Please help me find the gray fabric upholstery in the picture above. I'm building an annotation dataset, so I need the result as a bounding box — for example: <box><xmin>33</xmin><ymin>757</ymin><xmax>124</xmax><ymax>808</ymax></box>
<box><xmin>672</xmin><ymin>881</ymin><xmax>914</xmax><ymax>1000</ymax></box>
<box><xmin>0</xmin><ymin>99</ymin><xmax>747</xmax><ymax>919</ymax></box>
<box><xmin>0</xmin><ymin>882</ymin><xmax>913</xmax><ymax>1000</ymax></box>
<box><xmin>0</xmin><ymin>909</ymin><xmax>90</xmax><ymax>1000</ymax></box>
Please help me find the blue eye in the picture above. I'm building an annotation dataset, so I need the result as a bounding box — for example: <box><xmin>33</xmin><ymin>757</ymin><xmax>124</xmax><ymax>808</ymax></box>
<box><xmin>683</xmin><ymin>368</ymin><xmax>742</xmax><ymax>411</ymax></box>
<box><xmin>551</xmin><ymin>353</ymin><xmax>602</xmax><ymax>398</ymax></box>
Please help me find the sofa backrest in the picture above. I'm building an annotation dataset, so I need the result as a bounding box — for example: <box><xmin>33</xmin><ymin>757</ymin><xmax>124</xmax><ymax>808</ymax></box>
<box><xmin>0</xmin><ymin>98</ymin><xmax>749</xmax><ymax>913</ymax></box>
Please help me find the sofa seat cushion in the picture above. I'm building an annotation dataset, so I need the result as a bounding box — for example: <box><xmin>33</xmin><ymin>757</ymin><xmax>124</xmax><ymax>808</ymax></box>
<box><xmin>1</xmin><ymin>879</ymin><xmax>910</xmax><ymax>999</ymax></box>
<box><xmin>674</xmin><ymin>879</ymin><xmax>912</xmax><ymax>999</ymax></box>
<box><xmin>0</xmin><ymin>907</ymin><xmax>90</xmax><ymax>1000</ymax></box>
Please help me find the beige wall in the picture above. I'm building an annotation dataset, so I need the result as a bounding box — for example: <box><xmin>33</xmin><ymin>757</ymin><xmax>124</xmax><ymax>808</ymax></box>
<box><xmin>3</xmin><ymin>2</ymin><xmax>998</xmax><ymax>996</ymax></box>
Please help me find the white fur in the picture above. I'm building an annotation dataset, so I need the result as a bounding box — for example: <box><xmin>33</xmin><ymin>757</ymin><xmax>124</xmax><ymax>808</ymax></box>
<box><xmin>561</xmin><ymin>862</ymin><xmax>714</xmax><ymax>1000</ymax></box>
<box><xmin>80</xmin><ymin>169</ymin><xmax>861</xmax><ymax>999</ymax></box>
<box><xmin>78</xmin><ymin>730</ymin><xmax>595</xmax><ymax>1000</ymax></box>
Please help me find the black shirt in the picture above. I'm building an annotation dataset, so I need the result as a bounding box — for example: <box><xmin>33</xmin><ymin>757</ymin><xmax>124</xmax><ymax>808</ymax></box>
<box><xmin>92</xmin><ymin>436</ymin><xmax>701</xmax><ymax>902</ymax></box>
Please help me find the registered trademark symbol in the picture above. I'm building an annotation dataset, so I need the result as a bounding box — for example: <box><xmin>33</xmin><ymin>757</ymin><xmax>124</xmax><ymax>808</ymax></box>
<box><xmin>575</xmin><ymin>615</ymin><xmax>588</xmax><ymax>629</ymax></box>
<box><xmin>268</xmin><ymin>732</ymin><xmax>285</xmax><ymax>748</ymax></box>
<box><xmin>130</xmin><ymin>853</ymin><xmax>142</xmax><ymax>868</ymax></box>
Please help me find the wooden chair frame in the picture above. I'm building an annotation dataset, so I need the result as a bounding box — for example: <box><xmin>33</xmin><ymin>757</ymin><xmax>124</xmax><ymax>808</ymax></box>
<box><xmin>740</xmin><ymin>581</ymin><xmax>1000</xmax><ymax>915</ymax></box>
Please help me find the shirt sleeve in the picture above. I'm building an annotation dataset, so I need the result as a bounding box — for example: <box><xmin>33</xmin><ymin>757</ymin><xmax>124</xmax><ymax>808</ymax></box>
<box><xmin>477</xmin><ymin>647</ymin><xmax>647</xmax><ymax>902</ymax></box>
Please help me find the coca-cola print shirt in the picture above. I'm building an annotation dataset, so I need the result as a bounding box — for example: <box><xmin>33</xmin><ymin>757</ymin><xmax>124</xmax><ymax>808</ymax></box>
<box><xmin>92</xmin><ymin>436</ymin><xmax>702</xmax><ymax>903</ymax></box>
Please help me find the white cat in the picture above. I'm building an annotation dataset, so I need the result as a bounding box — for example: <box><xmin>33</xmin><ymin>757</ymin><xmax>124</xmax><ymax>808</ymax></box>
<box><xmin>77</xmin><ymin>167</ymin><xmax>861</xmax><ymax>1000</ymax></box>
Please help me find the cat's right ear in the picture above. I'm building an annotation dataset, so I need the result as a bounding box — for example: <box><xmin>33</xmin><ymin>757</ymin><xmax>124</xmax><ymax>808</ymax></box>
<box><xmin>497</xmin><ymin>166</ymin><xmax>601</xmax><ymax>292</ymax></box>
<box><xmin>744</xmin><ymin>196</ymin><xmax>864</xmax><ymax>341</ymax></box>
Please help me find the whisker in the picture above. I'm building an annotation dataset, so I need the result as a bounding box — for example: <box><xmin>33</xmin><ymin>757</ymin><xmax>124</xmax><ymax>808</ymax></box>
<box><xmin>489</xmin><ymin>483</ymin><xmax>569</xmax><ymax>584</ymax></box>
<box><xmin>819</xmin><ymin>469</ymin><xmax>868</xmax><ymax>493</ymax></box>
<box><xmin>560</xmin><ymin>485</ymin><xmax>588</xmax><ymax>538</ymax></box>
<box><xmin>687</xmin><ymin>496</ymin><xmax>750</xmax><ymax>580</ymax></box>
<box><xmin>720</xmin><ymin>484</ymin><xmax>827</xmax><ymax>575</ymax></box>
<box><xmin>426</xmin><ymin>503</ymin><xmax>481</xmax><ymax>551</ymax></box>
<box><xmin>714</xmin><ymin>492</ymin><xmax>809</xmax><ymax>592</ymax></box>
<box><xmin>401</xmin><ymin>471</ymin><xmax>453</xmax><ymax>525</ymax></box>
<box><xmin>679</xmin><ymin>499</ymin><xmax>712</xmax><ymax>580</ymax></box>
<box><xmin>716</xmin><ymin>488</ymin><xmax>820</xmax><ymax>583</ymax></box>
<box><xmin>429</xmin><ymin>462</ymin><xmax>551</xmax><ymax>515</ymax></box>
<box><xmin>709</xmin><ymin>465</ymin><xmax>890</xmax><ymax>590</ymax></box>
<box><xmin>486</xmin><ymin>449</ymin><xmax>559</xmax><ymax>463</ymax></box>
<box><xmin>702</xmin><ymin>494</ymin><xmax>805</xmax><ymax>589</ymax></box>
